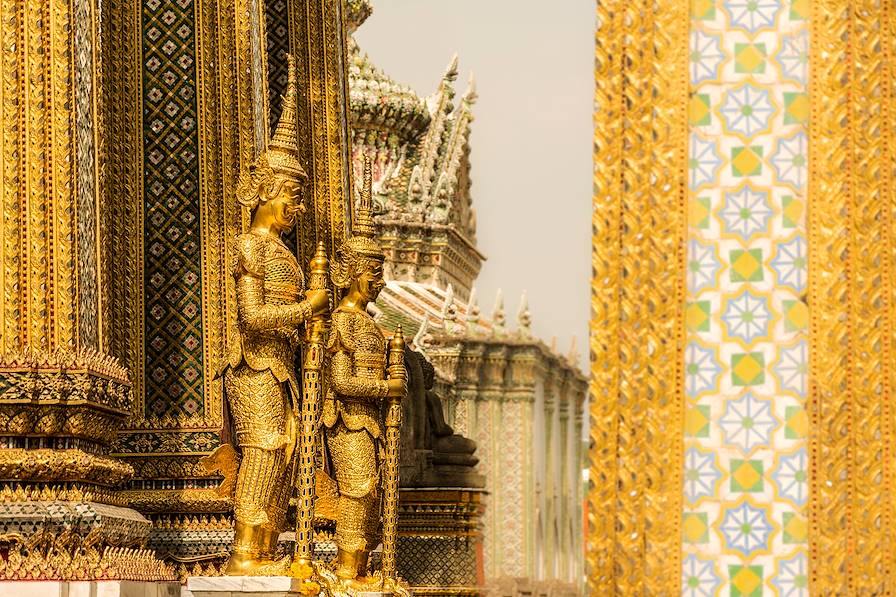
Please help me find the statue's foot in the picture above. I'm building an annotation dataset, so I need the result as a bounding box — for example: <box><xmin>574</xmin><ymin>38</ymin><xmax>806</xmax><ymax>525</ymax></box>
<box><xmin>226</xmin><ymin>553</ymin><xmax>292</xmax><ymax>576</ymax></box>
<box><xmin>348</xmin><ymin>575</ymin><xmax>385</xmax><ymax>592</ymax></box>
<box><xmin>248</xmin><ymin>554</ymin><xmax>292</xmax><ymax>576</ymax></box>
<box><xmin>225</xmin><ymin>552</ymin><xmax>255</xmax><ymax>576</ymax></box>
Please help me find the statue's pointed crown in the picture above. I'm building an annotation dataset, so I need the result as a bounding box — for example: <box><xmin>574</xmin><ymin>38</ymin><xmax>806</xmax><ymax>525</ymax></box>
<box><xmin>353</xmin><ymin>155</ymin><xmax>377</xmax><ymax>238</ymax></box>
<box><xmin>267</xmin><ymin>54</ymin><xmax>306</xmax><ymax>179</ymax></box>
<box><xmin>342</xmin><ymin>155</ymin><xmax>384</xmax><ymax>259</ymax></box>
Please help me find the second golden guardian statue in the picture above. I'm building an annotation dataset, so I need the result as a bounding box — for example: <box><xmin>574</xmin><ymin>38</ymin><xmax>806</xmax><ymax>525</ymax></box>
<box><xmin>202</xmin><ymin>53</ymin><xmax>410</xmax><ymax>595</ymax></box>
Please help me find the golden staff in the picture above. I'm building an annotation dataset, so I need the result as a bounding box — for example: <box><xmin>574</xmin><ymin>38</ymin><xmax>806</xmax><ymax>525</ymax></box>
<box><xmin>382</xmin><ymin>325</ymin><xmax>406</xmax><ymax>581</ymax></box>
<box><xmin>294</xmin><ymin>241</ymin><xmax>329</xmax><ymax>567</ymax></box>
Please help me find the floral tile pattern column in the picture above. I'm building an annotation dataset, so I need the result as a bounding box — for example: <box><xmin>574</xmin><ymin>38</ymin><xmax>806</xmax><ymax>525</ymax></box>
<box><xmin>683</xmin><ymin>0</ymin><xmax>809</xmax><ymax>594</ymax></box>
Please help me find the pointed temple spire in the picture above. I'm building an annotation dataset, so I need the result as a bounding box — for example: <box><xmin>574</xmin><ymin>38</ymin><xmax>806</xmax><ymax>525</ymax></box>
<box><xmin>516</xmin><ymin>291</ymin><xmax>532</xmax><ymax>338</ymax></box>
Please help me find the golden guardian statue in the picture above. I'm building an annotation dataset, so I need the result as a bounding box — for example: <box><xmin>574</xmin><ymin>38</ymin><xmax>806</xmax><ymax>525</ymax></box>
<box><xmin>322</xmin><ymin>157</ymin><xmax>407</xmax><ymax>584</ymax></box>
<box><xmin>210</xmin><ymin>55</ymin><xmax>330</xmax><ymax>576</ymax></box>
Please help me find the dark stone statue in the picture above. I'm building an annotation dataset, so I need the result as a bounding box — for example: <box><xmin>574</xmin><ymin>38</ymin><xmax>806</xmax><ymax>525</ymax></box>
<box><xmin>399</xmin><ymin>349</ymin><xmax>483</xmax><ymax>488</ymax></box>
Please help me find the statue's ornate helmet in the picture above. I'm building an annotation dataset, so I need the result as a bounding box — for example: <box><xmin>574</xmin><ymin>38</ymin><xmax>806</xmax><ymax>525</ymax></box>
<box><xmin>237</xmin><ymin>54</ymin><xmax>307</xmax><ymax>210</ymax></box>
<box><xmin>331</xmin><ymin>155</ymin><xmax>386</xmax><ymax>287</ymax></box>
<box><xmin>265</xmin><ymin>54</ymin><xmax>306</xmax><ymax>180</ymax></box>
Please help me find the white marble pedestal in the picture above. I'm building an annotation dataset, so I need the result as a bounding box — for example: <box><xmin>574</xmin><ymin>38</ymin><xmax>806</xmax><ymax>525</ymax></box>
<box><xmin>0</xmin><ymin>580</ymin><xmax>180</xmax><ymax>597</ymax></box>
<box><xmin>185</xmin><ymin>577</ymin><xmax>304</xmax><ymax>597</ymax></box>
<box><xmin>184</xmin><ymin>577</ymin><xmax>394</xmax><ymax>597</ymax></box>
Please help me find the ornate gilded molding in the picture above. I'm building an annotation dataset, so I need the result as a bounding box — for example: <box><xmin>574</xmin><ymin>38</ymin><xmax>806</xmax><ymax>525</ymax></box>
<box><xmin>0</xmin><ymin>531</ymin><xmax>176</xmax><ymax>581</ymax></box>
<box><xmin>0</xmin><ymin>449</ymin><xmax>133</xmax><ymax>487</ymax></box>
<box><xmin>808</xmin><ymin>0</ymin><xmax>896</xmax><ymax>591</ymax></box>
<box><xmin>122</xmin><ymin>489</ymin><xmax>232</xmax><ymax>514</ymax></box>
<box><xmin>116</xmin><ymin>453</ymin><xmax>215</xmax><ymax>481</ymax></box>
<box><xmin>588</xmin><ymin>0</ymin><xmax>689</xmax><ymax>592</ymax></box>
<box><xmin>0</xmin><ymin>349</ymin><xmax>132</xmax><ymax>447</ymax></box>
<box><xmin>0</xmin><ymin>483</ymin><xmax>130</xmax><ymax>508</ymax></box>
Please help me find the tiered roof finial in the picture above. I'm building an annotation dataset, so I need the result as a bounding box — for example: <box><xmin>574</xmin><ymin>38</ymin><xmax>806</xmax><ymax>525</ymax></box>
<box><xmin>567</xmin><ymin>336</ymin><xmax>579</xmax><ymax>366</ymax></box>
<box><xmin>492</xmin><ymin>289</ymin><xmax>506</xmax><ymax>337</ymax></box>
<box><xmin>516</xmin><ymin>291</ymin><xmax>532</xmax><ymax>338</ymax></box>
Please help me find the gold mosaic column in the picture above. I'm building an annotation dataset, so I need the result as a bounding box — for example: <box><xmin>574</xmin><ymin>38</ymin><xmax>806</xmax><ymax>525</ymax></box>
<box><xmin>0</xmin><ymin>0</ymin><xmax>133</xmax><ymax>479</ymax></box>
<box><xmin>588</xmin><ymin>0</ymin><xmax>689</xmax><ymax>592</ymax></box>
<box><xmin>0</xmin><ymin>0</ymin><xmax>177</xmax><ymax>580</ymax></box>
<box><xmin>104</xmin><ymin>0</ymin><xmax>264</xmax><ymax>508</ymax></box>
<box><xmin>590</xmin><ymin>0</ymin><xmax>896</xmax><ymax>593</ymax></box>
<box><xmin>808</xmin><ymin>0</ymin><xmax>896</xmax><ymax>591</ymax></box>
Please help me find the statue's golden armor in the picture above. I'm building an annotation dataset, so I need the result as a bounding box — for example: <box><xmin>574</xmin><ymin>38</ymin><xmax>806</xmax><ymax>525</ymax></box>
<box><xmin>323</xmin><ymin>306</ymin><xmax>390</xmax><ymax>574</ymax></box>
<box><xmin>224</xmin><ymin>231</ymin><xmax>311</xmax><ymax>540</ymax></box>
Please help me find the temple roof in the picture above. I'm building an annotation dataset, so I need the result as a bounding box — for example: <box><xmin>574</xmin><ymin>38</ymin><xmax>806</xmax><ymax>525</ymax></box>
<box><xmin>353</xmin><ymin>5</ymin><xmax>584</xmax><ymax>384</ymax></box>
<box><xmin>373</xmin><ymin>280</ymin><xmax>586</xmax><ymax>380</ymax></box>
<box><xmin>348</xmin><ymin>39</ymin><xmax>431</xmax><ymax>145</ymax></box>
<box><xmin>349</xmin><ymin>25</ymin><xmax>482</xmax><ymax>298</ymax></box>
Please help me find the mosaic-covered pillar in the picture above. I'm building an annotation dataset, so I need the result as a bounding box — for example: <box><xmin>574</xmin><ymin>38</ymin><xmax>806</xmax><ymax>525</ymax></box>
<box><xmin>97</xmin><ymin>0</ymin><xmax>270</xmax><ymax>572</ymax></box>
<box><xmin>100</xmin><ymin>0</ymin><xmax>353</xmax><ymax>573</ymax></box>
<box><xmin>104</xmin><ymin>0</ymin><xmax>263</xmax><ymax>511</ymax></box>
<box><xmin>680</xmin><ymin>0</ymin><xmax>810</xmax><ymax>593</ymax></box>
<box><xmin>589</xmin><ymin>0</ymin><xmax>896</xmax><ymax>593</ymax></box>
<box><xmin>0</xmin><ymin>0</ymin><xmax>172</xmax><ymax>580</ymax></box>
<box><xmin>587</xmin><ymin>0</ymin><xmax>689</xmax><ymax>592</ymax></box>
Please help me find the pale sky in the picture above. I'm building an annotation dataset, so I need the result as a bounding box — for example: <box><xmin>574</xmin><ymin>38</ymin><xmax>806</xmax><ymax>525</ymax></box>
<box><xmin>355</xmin><ymin>0</ymin><xmax>593</xmax><ymax>371</ymax></box>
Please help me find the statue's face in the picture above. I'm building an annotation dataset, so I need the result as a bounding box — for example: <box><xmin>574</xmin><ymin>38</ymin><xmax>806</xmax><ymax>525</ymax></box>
<box><xmin>269</xmin><ymin>178</ymin><xmax>303</xmax><ymax>232</ymax></box>
<box><xmin>357</xmin><ymin>259</ymin><xmax>385</xmax><ymax>302</ymax></box>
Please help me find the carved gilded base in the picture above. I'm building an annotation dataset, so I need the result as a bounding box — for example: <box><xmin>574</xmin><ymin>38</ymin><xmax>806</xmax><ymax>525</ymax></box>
<box><xmin>148</xmin><ymin>513</ymin><xmax>233</xmax><ymax>562</ymax></box>
<box><xmin>122</xmin><ymin>489</ymin><xmax>233</xmax><ymax>514</ymax></box>
<box><xmin>0</xmin><ymin>532</ymin><xmax>176</xmax><ymax>581</ymax></box>
<box><xmin>0</xmin><ymin>496</ymin><xmax>174</xmax><ymax>582</ymax></box>
<box><xmin>0</xmin><ymin>349</ymin><xmax>132</xmax><ymax>448</ymax></box>
<box><xmin>0</xmin><ymin>448</ymin><xmax>134</xmax><ymax>486</ymax></box>
<box><xmin>0</xmin><ymin>482</ymin><xmax>131</xmax><ymax>507</ymax></box>
<box><xmin>314</xmin><ymin>566</ymin><xmax>412</xmax><ymax>597</ymax></box>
